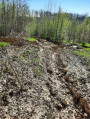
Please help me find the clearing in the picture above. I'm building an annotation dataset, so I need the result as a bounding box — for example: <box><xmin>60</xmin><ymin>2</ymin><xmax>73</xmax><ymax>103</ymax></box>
<box><xmin>0</xmin><ymin>38</ymin><xmax>90</xmax><ymax>119</ymax></box>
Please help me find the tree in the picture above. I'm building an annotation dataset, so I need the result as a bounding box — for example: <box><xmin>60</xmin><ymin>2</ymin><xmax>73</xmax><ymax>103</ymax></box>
<box><xmin>0</xmin><ymin>0</ymin><xmax>30</xmax><ymax>36</ymax></box>
<box><xmin>80</xmin><ymin>17</ymin><xmax>90</xmax><ymax>46</ymax></box>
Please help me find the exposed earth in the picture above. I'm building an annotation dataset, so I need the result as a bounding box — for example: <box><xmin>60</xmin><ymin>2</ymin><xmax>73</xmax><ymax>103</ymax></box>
<box><xmin>0</xmin><ymin>38</ymin><xmax>90</xmax><ymax>119</ymax></box>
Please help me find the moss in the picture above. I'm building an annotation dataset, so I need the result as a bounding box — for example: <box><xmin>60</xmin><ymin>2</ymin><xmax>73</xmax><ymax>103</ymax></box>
<box><xmin>63</xmin><ymin>40</ymin><xmax>72</xmax><ymax>44</ymax></box>
<box><xmin>74</xmin><ymin>49</ymin><xmax>90</xmax><ymax>69</ymax></box>
<box><xmin>84</xmin><ymin>48</ymin><xmax>90</xmax><ymax>52</ymax></box>
<box><xmin>63</xmin><ymin>40</ymin><xmax>90</xmax><ymax>61</ymax></box>
<box><xmin>74</xmin><ymin>50</ymin><xmax>90</xmax><ymax>59</ymax></box>
<box><xmin>77</xmin><ymin>43</ymin><xmax>90</xmax><ymax>48</ymax></box>
<box><xmin>63</xmin><ymin>40</ymin><xmax>90</xmax><ymax>48</ymax></box>
<box><xmin>85</xmin><ymin>43</ymin><xmax>90</xmax><ymax>48</ymax></box>
<box><xmin>24</xmin><ymin>37</ymin><xmax>36</xmax><ymax>41</ymax></box>
<box><xmin>0</xmin><ymin>42</ymin><xmax>9</xmax><ymax>48</ymax></box>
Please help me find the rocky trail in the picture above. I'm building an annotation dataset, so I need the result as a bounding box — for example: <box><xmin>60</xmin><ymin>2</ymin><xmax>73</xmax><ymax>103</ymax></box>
<box><xmin>0</xmin><ymin>38</ymin><xmax>90</xmax><ymax>119</ymax></box>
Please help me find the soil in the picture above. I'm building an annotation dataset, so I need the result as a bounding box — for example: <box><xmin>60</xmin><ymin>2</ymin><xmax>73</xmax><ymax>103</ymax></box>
<box><xmin>0</xmin><ymin>38</ymin><xmax>90</xmax><ymax>119</ymax></box>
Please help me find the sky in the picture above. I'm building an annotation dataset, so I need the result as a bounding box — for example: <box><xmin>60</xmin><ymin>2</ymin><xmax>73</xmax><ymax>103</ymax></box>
<box><xmin>28</xmin><ymin>0</ymin><xmax>90</xmax><ymax>16</ymax></box>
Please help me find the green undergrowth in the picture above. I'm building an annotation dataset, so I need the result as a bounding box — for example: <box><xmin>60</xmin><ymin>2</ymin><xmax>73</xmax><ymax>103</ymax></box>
<box><xmin>74</xmin><ymin>50</ymin><xmax>90</xmax><ymax>59</ymax></box>
<box><xmin>24</xmin><ymin>37</ymin><xmax>36</xmax><ymax>41</ymax></box>
<box><xmin>85</xmin><ymin>43</ymin><xmax>90</xmax><ymax>47</ymax></box>
<box><xmin>63</xmin><ymin>40</ymin><xmax>90</xmax><ymax>64</ymax></box>
<box><xmin>35</xmin><ymin>66</ymin><xmax>41</xmax><ymax>76</ymax></box>
<box><xmin>78</xmin><ymin>43</ymin><xmax>90</xmax><ymax>48</ymax></box>
<box><xmin>63</xmin><ymin>40</ymin><xmax>73</xmax><ymax>44</ymax></box>
<box><xmin>84</xmin><ymin>48</ymin><xmax>90</xmax><ymax>52</ymax></box>
<box><xmin>63</xmin><ymin>40</ymin><xmax>90</xmax><ymax>48</ymax></box>
<box><xmin>74</xmin><ymin>48</ymin><xmax>90</xmax><ymax>68</ymax></box>
<box><xmin>0</xmin><ymin>42</ymin><xmax>9</xmax><ymax>48</ymax></box>
<box><xmin>74</xmin><ymin>43</ymin><xmax>90</xmax><ymax>59</ymax></box>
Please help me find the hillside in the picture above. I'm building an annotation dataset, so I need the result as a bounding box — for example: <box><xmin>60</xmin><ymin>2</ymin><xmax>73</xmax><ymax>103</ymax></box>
<box><xmin>0</xmin><ymin>38</ymin><xmax>90</xmax><ymax>119</ymax></box>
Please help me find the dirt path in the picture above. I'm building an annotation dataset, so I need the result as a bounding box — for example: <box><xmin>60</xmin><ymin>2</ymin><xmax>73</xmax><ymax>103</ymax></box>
<box><xmin>0</xmin><ymin>39</ymin><xmax>90</xmax><ymax>119</ymax></box>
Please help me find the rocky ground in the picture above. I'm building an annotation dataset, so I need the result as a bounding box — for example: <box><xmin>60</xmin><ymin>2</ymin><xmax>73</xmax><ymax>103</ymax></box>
<box><xmin>0</xmin><ymin>38</ymin><xmax>90</xmax><ymax>119</ymax></box>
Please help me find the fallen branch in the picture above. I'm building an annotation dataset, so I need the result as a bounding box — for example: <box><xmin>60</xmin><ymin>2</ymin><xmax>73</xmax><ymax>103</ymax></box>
<box><xmin>2</xmin><ymin>46</ymin><xmax>23</xmax><ymax>90</ymax></box>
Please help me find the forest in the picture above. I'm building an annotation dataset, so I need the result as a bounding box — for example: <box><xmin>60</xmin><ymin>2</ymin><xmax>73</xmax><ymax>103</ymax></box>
<box><xmin>0</xmin><ymin>0</ymin><xmax>90</xmax><ymax>46</ymax></box>
<box><xmin>0</xmin><ymin>0</ymin><xmax>90</xmax><ymax>119</ymax></box>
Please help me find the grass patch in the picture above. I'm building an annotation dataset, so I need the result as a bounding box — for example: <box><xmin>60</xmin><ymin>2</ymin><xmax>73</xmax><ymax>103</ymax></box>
<box><xmin>24</xmin><ymin>37</ymin><xmax>36</xmax><ymax>41</ymax></box>
<box><xmin>74</xmin><ymin>43</ymin><xmax>90</xmax><ymax>59</ymax></box>
<box><xmin>63</xmin><ymin>40</ymin><xmax>90</xmax><ymax>59</ymax></box>
<box><xmin>74</xmin><ymin>49</ymin><xmax>90</xmax><ymax>59</ymax></box>
<box><xmin>77</xmin><ymin>43</ymin><xmax>90</xmax><ymax>48</ymax></box>
<box><xmin>63</xmin><ymin>40</ymin><xmax>90</xmax><ymax>48</ymax></box>
<box><xmin>63</xmin><ymin>40</ymin><xmax>72</xmax><ymax>44</ymax></box>
<box><xmin>85</xmin><ymin>43</ymin><xmax>90</xmax><ymax>47</ymax></box>
<box><xmin>74</xmin><ymin>49</ymin><xmax>90</xmax><ymax>68</ymax></box>
<box><xmin>0</xmin><ymin>42</ymin><xmax>9</xmax><ymax>48</ymax></box>
<box><xmin>84</xmin><ymin>48</ymin><xmax>90</xmax><ymax>52</ymax></box>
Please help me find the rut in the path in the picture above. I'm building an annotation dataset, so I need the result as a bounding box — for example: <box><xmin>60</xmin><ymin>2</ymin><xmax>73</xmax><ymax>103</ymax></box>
<box><xmin>38</xmin><ymin>40</ymin><xmax>87</xmax><ymax>119</ymax></box>
<box><xmin>39</xmin><ymin>40</ymin><xmax>90</xmax><ymax>118</ymax></box>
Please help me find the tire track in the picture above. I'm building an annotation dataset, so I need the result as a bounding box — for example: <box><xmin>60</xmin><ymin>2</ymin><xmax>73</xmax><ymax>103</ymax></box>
<box><xmin>39</xmin><ymin>39</ymin><xmax>90</xmax><ymax>118</ymax></box>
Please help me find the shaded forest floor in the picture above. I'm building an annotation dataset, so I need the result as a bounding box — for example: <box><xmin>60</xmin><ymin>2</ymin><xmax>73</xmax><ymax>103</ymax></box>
<box><xmin>0</xmin><ymin>38</ymin><xmax>90</xmax><ymax>119</ymax></box>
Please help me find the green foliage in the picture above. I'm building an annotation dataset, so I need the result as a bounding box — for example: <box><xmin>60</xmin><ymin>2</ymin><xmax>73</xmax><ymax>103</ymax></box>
<box><xmin>32</xmin><ymin>54</ymin><xmax>40</xmax><ymax>64</ymax></box>
<box><xmin>83</xmin><ymin>43</ymin><xmax>90</xmax><ymax>48</ymax></box>
<box><xmin>63</xmin><ymin>40</ymin><xmax>72</xmax><ymax>44</ymax></box>
<box><xmin>0</xmin><ymin>42</ymin><xmax>9</xmax><ymax>48</ymax></box>
<box><xmin>77</xmin><ymin>43</ymin><xmax>90</xmax><ymax>48</ymax></box>
<box><xmin>24</xmin><ymin>37</ymin><xmax>36</xmax><ymax>41</ymax></box>
<box><xmin>20</xmin><ymin>50</ymin><xmax>31</xmax><ymax>60</ymax></box>
<box><xmin>74</xmin><ymin>49</ymin><xmax>90</xmax><ymax>70</ymax></box>
<box><xmin>25</xmin><ymin>9</ymin><xmax>90</xmax><ymax>46</ymax></box>
<box><xmin>0</xmin><ymin>0</ymin><xmax>30</xmax><ymax>36</ymax></box>
<box><xmin>35</xmin><ymin>66</ymin><xmax>41</xmax><ymax>76</ymax></box>
<box><xmin>74</xmin><ymin>48</ymin><xmax>90</xmax><ymax>59</ymax></box>
<box><xmin>0</xmin><ymin>0</ymin><xmax>90</xmax><ymax>46</ymax></box>
<box><xmin>25</xmin><ymin>19</ymin><xmax>37</xmax><ymax>37</ymax></box>
<box><xmin>84</xmin><ymin>48</ymin><xmax>90</xmax><ymax>51</ymax></box>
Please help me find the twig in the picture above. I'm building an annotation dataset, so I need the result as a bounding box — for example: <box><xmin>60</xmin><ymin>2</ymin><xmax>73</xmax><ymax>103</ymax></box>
<box><xmin>2</xmin><ymin>46</ymin><xmax>23</xmax><ymax>89</ymax></box>
<box><xmin>8</xmin><ymin>60</ymin><xmax>22</xmax><ymax>89</ymax></box>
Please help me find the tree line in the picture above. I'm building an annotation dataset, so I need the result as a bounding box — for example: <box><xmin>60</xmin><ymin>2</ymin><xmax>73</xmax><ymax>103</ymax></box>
<box><xmin>26</xmin><ymin>8</ymin><xmax>90</xmax><ymax>46</ymax></box>
<box><xmin>0</xmin><ymin>0</ymin><xmax>30</xmax><ymax>36</ymax></box>
<box><xmin>0</xmin><ymin>0</ymin><xmax>90</xmax><ymax>46</ymax></box>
